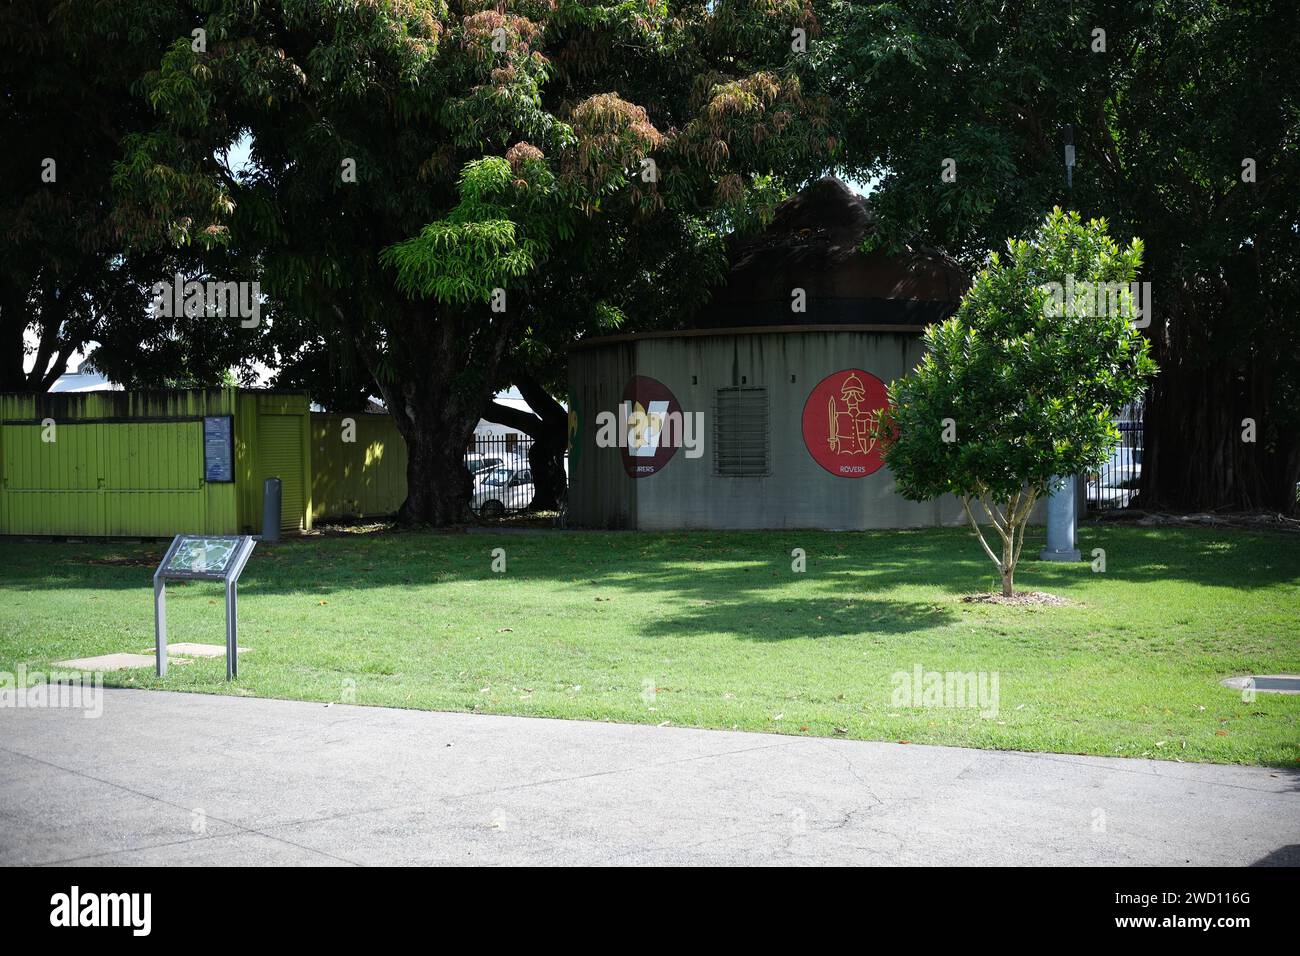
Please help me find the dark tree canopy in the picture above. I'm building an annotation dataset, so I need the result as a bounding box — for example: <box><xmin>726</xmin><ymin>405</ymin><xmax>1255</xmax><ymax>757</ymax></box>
<box><xmin>0</xmin><ymin>1</ymin><xmax>268</xmax><ymax>392</ymax></box>
<box><xmin>10</xmin><ymin>0</ymin><xmax>1291</xmax><ymax>520</ymax></box>
<box><xmin>819</xmin><ymin>0</ymin><xmax>1300</xmax><ymax>513</ymax></box>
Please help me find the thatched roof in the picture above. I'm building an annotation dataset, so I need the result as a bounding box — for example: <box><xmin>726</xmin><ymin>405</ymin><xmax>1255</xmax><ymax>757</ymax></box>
<box><xmin>700</xmin><ymin>177</ymin><xmax>967</xmax><ymax>329</ymax></box>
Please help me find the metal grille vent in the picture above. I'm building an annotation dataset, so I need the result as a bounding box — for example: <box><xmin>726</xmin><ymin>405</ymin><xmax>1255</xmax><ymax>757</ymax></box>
<box><xmin>713</xmin><ymin>386</ymin><xmax>770</xmax><ymax>477</ymax></box>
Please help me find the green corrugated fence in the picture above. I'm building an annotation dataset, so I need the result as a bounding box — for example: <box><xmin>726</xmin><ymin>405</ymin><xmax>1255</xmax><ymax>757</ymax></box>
<box><xmin>311</xmin><ymin>413</ymin><xmax>407</xmax><ymax>521</ymax></box>
<box><xmin>0</xmin><ymin>388</ymin><xmax>313</xmax><ymax>537</ymax></box>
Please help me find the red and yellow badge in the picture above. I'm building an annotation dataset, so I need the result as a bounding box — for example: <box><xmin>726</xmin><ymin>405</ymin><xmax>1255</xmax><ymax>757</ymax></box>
<box><xmin>620</xmin><ymin>375</ymin><xmax>682</xmax><ymax>478</ymax></box>
<box><xmin>801</xmin><ymin>369</ymin><xmax>889</xmax><ymax>478</ymax></box>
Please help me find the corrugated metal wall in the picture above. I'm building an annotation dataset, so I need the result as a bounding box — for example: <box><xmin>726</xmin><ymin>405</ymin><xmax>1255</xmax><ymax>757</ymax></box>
<box><xmin>258</xmin><ymin>415</ymin><xmax>308</xmax><ymax>531</ymax></box>
<box><xmin>2</xmin><ymin>421</ymin><xmax>213</xmax><ymax>536</ymax></box>
<box><xmin>0</xmin><ymin>388</ymin><xmax>312</xmax><ymax>537</ymax></box>
<box><xmin>311</xmin><ymin>413</ymin><xmax>407</xmax><ymax>521</ymax></box>
<box><xmin>233</xmin><ymin>391</ymin><xmax>313</xmax><ymax>534</ymax></box>
<box><xmin>568</xmin><ymin>342</ymin><xmax>637</xmax><ymax>528</ymax></box>
<box><xmin>568</xmin><ymin>328</ymin><xmax>1011</xmax><ymax>530</ymax></box>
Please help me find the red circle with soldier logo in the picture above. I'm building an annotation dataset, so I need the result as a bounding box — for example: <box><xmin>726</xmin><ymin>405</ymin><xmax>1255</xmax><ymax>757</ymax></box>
<box><xmin>802</xmin><ymin>369</ymin><xmax>889</xmax><ymax>478</ymax></box>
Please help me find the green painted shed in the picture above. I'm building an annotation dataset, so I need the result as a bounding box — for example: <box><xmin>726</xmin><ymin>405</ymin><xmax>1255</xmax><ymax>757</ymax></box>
<box><xmin>0</xmin><ymin>388</ymin><xmax>313</xmax><ymax>537</ymax></box>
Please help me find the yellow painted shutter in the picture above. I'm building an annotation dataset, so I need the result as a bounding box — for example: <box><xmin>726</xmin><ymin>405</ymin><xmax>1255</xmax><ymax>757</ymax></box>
<box><xmin>257</xmin><ymin>415</ymin><xmax>305</xmax><ymax>531</ymax></box>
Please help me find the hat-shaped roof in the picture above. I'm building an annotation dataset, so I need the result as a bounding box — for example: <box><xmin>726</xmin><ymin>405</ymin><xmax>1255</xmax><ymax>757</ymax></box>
<box><xmin>700</xmin><ymin>177</ymin><xmax>967</xmax><ymax>329</ymax></box>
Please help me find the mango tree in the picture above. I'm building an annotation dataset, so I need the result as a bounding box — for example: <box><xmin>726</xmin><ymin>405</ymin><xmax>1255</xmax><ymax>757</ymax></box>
<box><xmin>113</xmin><ymin>0</ymin><xmax>831</xmax><ymax>524</ymax></box>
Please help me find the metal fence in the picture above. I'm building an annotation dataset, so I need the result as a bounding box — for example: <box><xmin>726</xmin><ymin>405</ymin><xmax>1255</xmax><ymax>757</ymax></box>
<box><xmin>466</xmin><ymin>435</ymin><xmax>536</xmax><ymax>516</ymax></box>
<box><xmin>1086</xmin><ymin>405</ymin><xmax>1144</xmax><ymax>510</ymax></box>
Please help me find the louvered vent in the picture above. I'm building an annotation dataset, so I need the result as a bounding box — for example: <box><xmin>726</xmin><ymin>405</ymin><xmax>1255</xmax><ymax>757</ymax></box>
<box><xmin>713</xmin><ymin>386</ymin><xmax>770</xmax><ymax>478</ymax></box>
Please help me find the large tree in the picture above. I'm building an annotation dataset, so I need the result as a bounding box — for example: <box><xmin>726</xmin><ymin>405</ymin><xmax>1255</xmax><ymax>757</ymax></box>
<box><xmin>820</xmin><ymin>0</ymin><xmax>1300</xmax><ymax>513</ymax></box>
<box><xmin>113</xmin><ymin>0</ymin><xmax>830</xmax><ymax>524</ymax></box>
<box><xmin>1</xmin><ymin>0</ymin><xmax>267</xmax><ymax>392</ymax></box>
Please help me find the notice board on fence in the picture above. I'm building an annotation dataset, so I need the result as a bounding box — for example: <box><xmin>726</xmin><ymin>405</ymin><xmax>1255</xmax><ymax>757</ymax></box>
<box><xmin>203</xmin><ymin>416</ymin><xmax>234</xmax><ymax>482</ymax></box>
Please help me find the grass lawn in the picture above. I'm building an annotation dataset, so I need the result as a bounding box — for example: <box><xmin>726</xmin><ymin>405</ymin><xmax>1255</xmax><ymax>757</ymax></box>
<box><xmin>1</xmin><ymin>524</ymin><xmax>1297</xmax><ymax>766</ymax></box>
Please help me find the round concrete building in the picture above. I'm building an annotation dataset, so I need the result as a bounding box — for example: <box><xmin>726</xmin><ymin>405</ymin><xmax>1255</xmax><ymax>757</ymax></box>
<box><xmin>567</xmin><ymin>178</ymin><xmax>971</xmax><ymax>530</ymax></box>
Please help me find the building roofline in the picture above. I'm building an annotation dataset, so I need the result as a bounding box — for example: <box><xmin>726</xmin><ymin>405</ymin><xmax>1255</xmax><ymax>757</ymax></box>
<box><xmin>569</xmin><ymin>323</ymin><xmax>926</xmax><ymax>351</ymax></box>
<box><xmin>0</xmin><ymin>386</ymin><xmax>310</xmax><ymax>400</ymax></box>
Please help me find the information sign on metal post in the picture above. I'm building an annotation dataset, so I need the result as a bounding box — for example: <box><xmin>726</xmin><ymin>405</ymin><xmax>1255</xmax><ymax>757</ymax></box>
<box><xmin>153</xmin><ymin>535</ymin><xmax>257</xmax><ymax>680</ymax></box>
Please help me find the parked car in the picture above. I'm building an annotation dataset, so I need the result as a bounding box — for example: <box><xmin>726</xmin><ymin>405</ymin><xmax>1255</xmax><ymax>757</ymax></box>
<box><xmin>472</xmin><ymin>465</ymin><xmax>534</xmax><ymax>517</ymax></box>
<box><xmin>464</xmin><ymin>453</ymin><xmax>503</xmax><ymax>475</ymax></box>
<box><xmin>1087</xmin><ymin>440</ymin><xmax>1143</xmax><ymax>508</ymax></box>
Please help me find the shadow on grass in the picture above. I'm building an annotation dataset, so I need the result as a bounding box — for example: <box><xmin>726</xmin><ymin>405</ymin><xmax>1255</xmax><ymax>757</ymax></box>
<box><xmin>626</xmin><ymin>594</ymin><xmax>954</xmax><ymax>641</ymax></box>
<box><xmin>0</xmin><ymin>530</ymin><xmax>979</xmax><ymax>641</ymax></box>
<box><xmin>2</xmin><ymin>526</ymin><xmax>1296</xmax><ymax>616</ymax></box>
<box><xmin>1029</xmin><ymin>523</ymin><xmax>1300</xmax><ymax>591</ymax></box>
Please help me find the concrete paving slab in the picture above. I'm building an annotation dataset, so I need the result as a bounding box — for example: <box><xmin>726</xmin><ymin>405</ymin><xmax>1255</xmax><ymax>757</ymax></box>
<box><xmin>160</xmin><ymin>643</ymin><xmax>250</xmax><ymax>658</ymax></box>
<box><xmin>0</xmin><ymin>748</ymin><xmax>243</xmax><ymax>866</ymax></box>
<box><xmin>47</xmin><ymin>830</ymin><xmax>344</xmax><ymax>867</ymax></box>
<box><xmin>1221</xmin><ymin>675</ymin><xmax>1300</xmax><ymax>694</ymax></box>
<box><xmin>1</xmin><ymin>688</ymin><xmax>1296</xmax><ymax>866</ymax></box>
<box><xmin>52</xmin><ymin>653</ymin><xmax>190</xmax><ymax>671</ymax></box>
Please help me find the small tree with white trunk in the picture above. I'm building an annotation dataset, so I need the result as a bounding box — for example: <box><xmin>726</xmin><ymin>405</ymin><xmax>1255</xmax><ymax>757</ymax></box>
<box><xmin>876</xmin><ymin>209</ymin><xmax>1157</xmax><ymax>596</ymax></box>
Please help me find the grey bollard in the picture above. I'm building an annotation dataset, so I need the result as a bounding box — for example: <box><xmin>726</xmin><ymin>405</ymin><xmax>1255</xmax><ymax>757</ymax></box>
<box><xmin>1039</xmin><ymin>475</ymin><xmax>1081</xmax><ymax>561</ymax></box>
<box><xmin>262</xmin><ymin>477</ymin><xmax>282</xmax><ymax>542</ymax></box>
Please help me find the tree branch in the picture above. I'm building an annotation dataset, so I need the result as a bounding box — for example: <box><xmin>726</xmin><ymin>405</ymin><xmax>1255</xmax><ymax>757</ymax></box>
<box><xmin>512</xmin><ymin>367</ymin><xmax>567</xmax><ymax>428</ymax></box>
<box><xmin>481</xmin><ymin>399</ymin><xmax>541</xmax><ymax>436</ymax></box>
<box><xmin>963</xmin><ymin>494</ymin><xmax>1003</xmax><ymax>569</ymax></box>
<box><xmin>1012</xmin><ymin>488</ymin><xmax>1038</xmax><ymax>567</ymax></box>
<box><xmin>979</xmin><ymin>492</ymin><xmax>1011</xmax><ymax>545</ymax></box>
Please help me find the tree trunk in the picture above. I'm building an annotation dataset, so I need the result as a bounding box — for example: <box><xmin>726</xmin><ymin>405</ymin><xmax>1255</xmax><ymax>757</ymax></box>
<box><xmin>1142</xmin><ymin>296</ymin><xmax>1300</xmax><ymax>515</ymax></box>
<box><xmin>513</xmin><ymin>372</ymin><xmax>568</xmax><ymax>511</ymax></box>
<box><xmin>525</xmin><ymin>428</ymin><xmax>567</xmax><ymax>511</ymax></box>
<box><xmin>963</xmin><ymin>492</ymin><xmax>1027</xmax><ymax>598</ymax></box>
<box><xmin>363</xmin><ymin>304</ymin><xmax>513</xmax><ymax>527</ymax></box>
<box><xmin>394</xmin><ymin>411</ymin><xmax>475</xmax><ymax>525</ymax></box>
<box><xmin>0</xmin><ymin>275</ymin><xmax>38</xmax><ymax>392</ymax></box>
<box><xmin>1001</xmin><ymin>537</ymin><xmax>1015</xmax><ymax>597</ymax></box>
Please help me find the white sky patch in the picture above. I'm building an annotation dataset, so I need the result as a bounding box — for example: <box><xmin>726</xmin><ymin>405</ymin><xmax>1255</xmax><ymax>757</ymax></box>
<box><xmin>222</xmin><ymin>132</ymin><xmax>255</xmax><ymax>181</ymax></box>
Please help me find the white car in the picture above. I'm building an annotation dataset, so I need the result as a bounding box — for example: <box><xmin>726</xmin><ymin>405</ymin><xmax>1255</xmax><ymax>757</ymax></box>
<box><xmin>1089</xmin><ymin>441</ymin><xmax>1142</xmax><ymax>507</ymax></box>
<box><xmin>465</xmin><ymin>453</ymin><xmax>504</xmax><ymax>476</ymax></box>
<box><xmin>472</xmin><ymin>465</ymin><xmax>534</xmax><ymax>517</ymax></box>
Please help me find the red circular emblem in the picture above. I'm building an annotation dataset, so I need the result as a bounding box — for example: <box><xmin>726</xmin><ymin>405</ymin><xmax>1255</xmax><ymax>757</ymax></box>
<box><xmin>802</xmin><ymin>369</ymin><xmax>889</xmax><ymax>478</ymax></box>
<box><xmin>620</xmin><ymin>375</ymin><xmax>683</xmax><ymax>478</ymax></box>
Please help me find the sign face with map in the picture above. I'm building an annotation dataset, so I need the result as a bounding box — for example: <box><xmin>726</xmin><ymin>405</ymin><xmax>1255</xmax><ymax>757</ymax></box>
<box><xmin>157</xmin><ymin>535</ymin><xmax>254</xmax><ymax>581</ymax></box>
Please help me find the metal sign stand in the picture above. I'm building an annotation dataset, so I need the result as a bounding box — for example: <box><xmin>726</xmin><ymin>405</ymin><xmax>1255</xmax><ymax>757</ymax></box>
<box><xmin>154</xmin><ymin>535</ymin><xmax>257</xmax><ymax>680</ymax></box>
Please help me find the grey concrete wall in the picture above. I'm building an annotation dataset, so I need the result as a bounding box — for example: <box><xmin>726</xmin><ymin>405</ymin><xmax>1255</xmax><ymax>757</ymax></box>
<box><xmin>568</xmin><ymin>328</ymin><xmax>1042</xmax><ymax>531</ymax></box>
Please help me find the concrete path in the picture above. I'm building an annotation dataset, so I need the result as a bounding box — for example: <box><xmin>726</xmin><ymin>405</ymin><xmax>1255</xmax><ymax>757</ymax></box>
<box><xmin>2</xmin><ymin>689</ymin><xmax>1296</xmax><ymax>866</ymax></box>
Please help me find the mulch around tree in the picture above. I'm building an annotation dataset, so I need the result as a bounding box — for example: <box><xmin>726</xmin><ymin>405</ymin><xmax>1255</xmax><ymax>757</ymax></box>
<box><xmin>962</xmin><ymin>591</ymin><xmax>1073</xmax><ymax>607</ymax></box>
